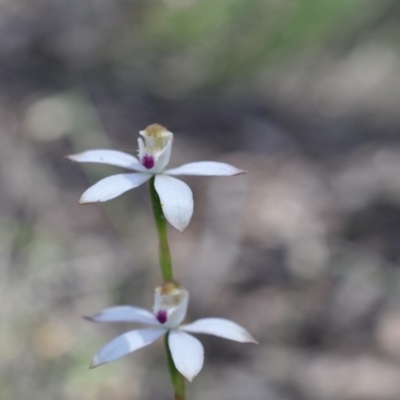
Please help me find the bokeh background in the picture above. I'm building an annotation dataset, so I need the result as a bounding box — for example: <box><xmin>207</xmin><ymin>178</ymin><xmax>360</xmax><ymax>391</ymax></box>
<box><xmin>2</xmin><ymin>0</ymin><xmax>400</xmax><ymax>399</ymax></box>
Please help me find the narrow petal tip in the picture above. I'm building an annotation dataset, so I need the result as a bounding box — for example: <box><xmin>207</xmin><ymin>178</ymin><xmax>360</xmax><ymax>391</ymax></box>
<box><xmin>65</xmin><ymin>154</ymin><xmax>84</xmax><ymax>162</ymax></box>
<box><xmin>244</xmin><ymin>334</ymin><xmax>259</xmax><ymax>345</ymax></box>
<box><xmin>79</xmin><ymin>199</ymin><xmax>99</xmax><ymax>205</ymax></box>
<box><xmin>78</xmin><ymin>198</ymin><xmax>90</xmax><ymax>205</ymax></box>
<box><xmin>89</xmin><ymin>357</ymin><xmax>100</xmax><ymax>369</ymax></box>
<box><xmin>78</xmin><ymin>197</ymin><xmax>99</xmax><ymax>205</ymax></box>
<box><xmin>173</xmin><ymin>222</ymin><xmax>188</xmax><ymax>232</ymax></box>
<box><xmin>175</xmin><ymin>224</ymin><xmax>186</xmax><ymax>233</ymax></box>
<box><xmin>82</xmin><ymin>315</ymin><xmax>96</xmax><ymax>322</ymax></box>
<box><xmin>233</xmin><ymin>169</ymin><xmax>248</xmax><ymax>176</ymax></box>
<box><xmin>170</xmin><ymin>217</ymin><xmax>188</xmax><ymax>232</ymax></box>
<box><xmin>65</xmin><ymin>153</ymin><xmax>87</xmax><ymax>163</ymax></box>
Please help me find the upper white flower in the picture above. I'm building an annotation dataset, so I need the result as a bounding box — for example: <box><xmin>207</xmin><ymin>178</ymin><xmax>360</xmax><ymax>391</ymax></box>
<box><xmin>67</xmin><ymin>124</ymin><xmax>247</xmax><ymax>231</ymax></box>
<box><xmin>86</xmin><ymin>282</ymin><xmax>257</xmax><ymax>382</ymax></box>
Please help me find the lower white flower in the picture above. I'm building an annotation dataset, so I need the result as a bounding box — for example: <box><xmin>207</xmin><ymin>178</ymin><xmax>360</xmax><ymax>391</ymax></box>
<box><xmin>67</xmin><ymin>124</ymin><xmax>247</xmax><ymax>232</ymax></box>
<box><xmin>86</xmin><ymin>282</ymin><xmax>257</xmax><ymax>381</ymax></box>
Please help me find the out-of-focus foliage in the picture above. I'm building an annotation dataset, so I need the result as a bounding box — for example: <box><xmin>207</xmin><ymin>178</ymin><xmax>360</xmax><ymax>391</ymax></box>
<box><xmin>141</xmin><ymin>0</ymin><xmax>375</xmax><ymax>91</ymax></box>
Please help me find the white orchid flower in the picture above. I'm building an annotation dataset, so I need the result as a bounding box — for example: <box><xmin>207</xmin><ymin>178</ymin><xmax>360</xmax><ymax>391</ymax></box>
<box><xmin>86</xmin><ymin>282</ymin><xmax>257</xmax><ymax>382</ymax></box>
<box><xmin>67</xmin><ymin>124</ymin><xmax>246</xmax><ymax>231</ymax></box>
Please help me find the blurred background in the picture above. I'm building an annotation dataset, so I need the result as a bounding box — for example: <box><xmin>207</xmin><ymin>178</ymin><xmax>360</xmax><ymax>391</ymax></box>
<box><xmin>2</xmin><ymin>0</ymin><xmax>400</xmax><ymax>399</ymax></box>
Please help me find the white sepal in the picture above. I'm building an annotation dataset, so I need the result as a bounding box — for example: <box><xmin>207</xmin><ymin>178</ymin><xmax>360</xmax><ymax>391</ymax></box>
<box><xmin>165</xmin><ymin>161</ymin><xmax>247</xmax><ymax>177</ymax></box>
<box><xmin>154</xmin><ymin>175</ymin><xmax>193</xmax><ymax>232</ymax></box>
<box><xmin>180</xmin><ymin>318</ymin><xmax>258</xmax><ymax>344</ymax></box>
<box><xmin>66</xmin><ymin>149</ymin><xmax>145</xmax><ymax>171</ymax></box>
<box><xmin>90</xmin><ymin>328</ymin><xmax>166</xmax><ymax>368</ymax></box>
<box><xmin>85</xmin><ymin>306</ymin><xmax>159</xmax><ymax>325</ymax></box>
<box><xmin>168</xmin><ymin>331</ymin><xmax>204</xmax><ymax>382</ymax></box>
<box><xmin>79</xmin><ymin>173</ymin><xmax>151</xmax><ymax>203</ymax></box>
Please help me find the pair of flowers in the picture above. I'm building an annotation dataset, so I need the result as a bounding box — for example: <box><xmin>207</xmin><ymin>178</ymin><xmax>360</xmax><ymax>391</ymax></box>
<box><xmin>68</xmin><ymin>124</ymin><xmax>256</xmax><ymax>381</ymax></box>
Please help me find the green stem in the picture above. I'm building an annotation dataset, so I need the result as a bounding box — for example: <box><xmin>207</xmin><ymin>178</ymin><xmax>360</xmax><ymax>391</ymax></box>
<box><xmin>165</xmin><ymin>334</ymin><xmax>186</xmax><ymax>400</ymax></box>
<box><xmin>149</xmin><ymin>177</ymin><xmax>186</xmax><ymax>399</ymax></box>
<box><xmin>149</xmin><ymin>176</ymin><xmax>173</xmax><ymax>282</ymax></box>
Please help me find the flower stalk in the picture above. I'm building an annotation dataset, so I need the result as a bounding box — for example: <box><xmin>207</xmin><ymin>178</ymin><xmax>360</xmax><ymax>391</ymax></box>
<box><xmin>149</xmin><ymin>176</ymin><xmax>173</xmax><ymax>282</ymax></box>
<box><xmin>149</xmin><ymin>176</ymin><xmax>186</xmax><ymax>398</ymax></box>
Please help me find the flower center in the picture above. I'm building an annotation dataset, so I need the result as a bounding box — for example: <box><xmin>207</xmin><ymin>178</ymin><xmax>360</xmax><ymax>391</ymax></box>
<box><xmin>152</xmin><ymin>281</ymin><xmax>188</xmax><ymax>327</ymax></box>
<box><xmin>144</xmin><ymin>123</ymin><xmax>168</xmax><ymax>137</ymax></box>
<box><xmin>137</xmin><ymin>124</ymin><xmax>173</xmax><ymax>170</ymax></box>
<box><xmin>142</xmin><ymin>154</ymin><xmax>155</xmax><ymax>169</ymax></box>
<box><xmin>156</xmin><ymin>310</ymin><xmax>168</xmax><ymax>324</ymax></box>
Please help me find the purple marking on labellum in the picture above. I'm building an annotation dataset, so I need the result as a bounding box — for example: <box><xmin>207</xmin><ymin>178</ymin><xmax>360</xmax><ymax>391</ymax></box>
<box><xmin>142</xmin><ymin>155</ymin><xmax>155</xmax><ymax>169</ymax></box>
<box><xmin>156</xmin><ymin>310</ymin><xmax>168</xmax><ymax>324</ymax></box>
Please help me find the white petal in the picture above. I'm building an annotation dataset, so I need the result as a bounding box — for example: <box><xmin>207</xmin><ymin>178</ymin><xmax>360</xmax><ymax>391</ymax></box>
<box><xmin>84</xmin><ymin>306</ymin><xmax>159</xmax><ymax>325</ymax></box>
<box><xmin>168</xmin><ymin>331</ymin><xmax>204</xmax><ymax>382</ymax></box>
<box><xmin>137</xmin><ymin>138</ymin><xmax>146</xmax><ymax>160</ymax></box>
<box><xmin>152</xmin><ymin>139</ymin><xmax>172</xmax><ymax>173</ymax></box>
<box><xmin>79</xmin><ymin>173</ymin><xmax>151</xmax><ymax>203</ymax></box>
<box><xmin>154</xmin><ymin>175</ymin><xmax>193</xmax><ymax>232</ymax></box>
<box><xmin>67</xmin><ymin>149</ymin><xmax>146</xmax><ymax>172</ymax></box>
<box><xmin>90</xmin><ymin>328</ymin><xmax>166</xmax><ymax>368</ymax></box>
<box><xmin>180</xmin><ymin>318</ymin><xmax>258</xmax><ymax>344</ymax></box>
<box><xmin>165</xmin><ymin>161</ymin><xmax>247</xmax><ymax>176</ymax></box>
<box><xmin>164</xmin><ymin>289</ymin><xmax>189</xmax><ymax>328</ymax></box>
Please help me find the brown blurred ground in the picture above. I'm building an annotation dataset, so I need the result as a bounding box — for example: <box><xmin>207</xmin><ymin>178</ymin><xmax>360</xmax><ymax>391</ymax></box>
<box><xmin>2</xmin><ymin>1</ymin><xmax>400</xmax><ymax>399</ymax></box>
